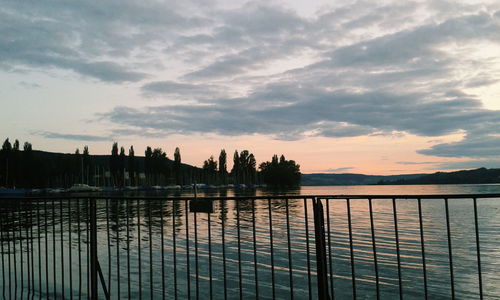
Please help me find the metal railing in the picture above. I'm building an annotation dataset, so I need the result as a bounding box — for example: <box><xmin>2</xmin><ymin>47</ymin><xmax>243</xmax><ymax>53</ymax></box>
<box><xmin>0</xmin><ymin>194</ymin><xmax>498</xmax><ymax>299</ymax></box>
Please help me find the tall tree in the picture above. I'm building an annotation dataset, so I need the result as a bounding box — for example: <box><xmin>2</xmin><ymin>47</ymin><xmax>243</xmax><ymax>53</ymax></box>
<box><xmin>145</xmin><ymin>146</ymin><xmax>153</xmax><ymax>185</ymax></box>
<box><xmin>203</xmin><ymin>156</ymin><xmax>217</xmax><ymax>184</ymax></box>
<box><xmin>110</xmin><ymin>142</ymin><xmax>119</xmax><ymax>186</ymax></box>
<box><xmin>219</xmin><ymin>149</ymin><xmax>227</xmax><ymax>184</ymax></box>
<box><xmin>174</xmin><ymin>147</ymin><xmax>181</xmax><ymax>184</ymax></box>
<box><xmin>231</xmin><ymin>150</ymin><xmax>239</xmax><ymax>184</ymax></box>
<box><xmin>83</xmin><ymin>146</ymin><xmax>90</xmax><ymax>184</ymax></box>
<box><xmin>128</xmin><ymin>146</ymin><xmax>135</xmax><ymax>186</ymax></box>
<box><xmin>119</xmin><ymin>146</ymin><xmax>126</xmax><ymax>186</ymax></box>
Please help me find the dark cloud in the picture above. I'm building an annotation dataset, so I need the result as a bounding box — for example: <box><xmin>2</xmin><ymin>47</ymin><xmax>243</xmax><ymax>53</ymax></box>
<box><xmin>104</xmin><ymin>87</ymin><xmax>500</xmax><ymax>142</ymax></box>
<box><xmin>34</xmin><ymin>131</ymin><xmax>110</xmax><ymax>142</ymax></box>
<box><xmin>418</xmin><ymin>134</ymin><xmax>500</xmax><ymax>158</ymax></box>
<box><xmin>435</xmin><ymin>159</ymin><xmax>500</xmax><ymax>170</ymax></box>
<box><xmin>323</xmin><ymin>167</ymin><xmax>354</xmax><ymax>173</ymax></box>
<box><xmin>0</xmin><ymin>0</ymin><xmax>208</xmax><ymax>82</ymax></box>
<box><xmin>141</xmin><ymin>81</ymin><xmax>224</xmax><ymax>98</ymax></box>
<box><xmin>397</xmin><ymin>161</ymin><xmax>437</xmax><ymax>165</ymax></box>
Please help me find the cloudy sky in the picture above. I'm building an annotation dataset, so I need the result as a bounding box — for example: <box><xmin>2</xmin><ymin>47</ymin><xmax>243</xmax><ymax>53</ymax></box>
<box><xmin>2</xmin><ymin>0</ymin><xmax>500</xmax><ymax>174</ymax></box>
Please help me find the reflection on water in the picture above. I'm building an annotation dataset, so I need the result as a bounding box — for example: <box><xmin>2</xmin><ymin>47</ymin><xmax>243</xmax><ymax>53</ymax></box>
<box><xmin>1</xmin><ymin>184</ymin><xmax>500</xmax><ymax>299</ymax></box>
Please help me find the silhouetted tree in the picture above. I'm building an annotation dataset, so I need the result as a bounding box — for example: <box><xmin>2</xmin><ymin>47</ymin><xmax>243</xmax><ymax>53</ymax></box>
<box><xmin>259</xmin><ymin>154</ymin><xmax>300</xmax><ymax>187</ymax></box>
<box><xmin>110</xmin><ymin>142</ymin><xmax>119</xmax><ymax>186</ymax></box>
<box><xmin>231</xmin><ymin>150</ymin><xmax>239</xmax><ymax>184</ymax></box>
<box><xmin>119</xmin><ymin>146</ymin><xmax>126</xmax><ymax>186</ymax></box>
<box><xmin>203</xmin><ymin>156</ymin><xmax>217</xmax><ymax>184</ymax></box>
<box><xmin>219</xmin><ymin>149</ymin><xmax>227</xmax><ymax>184</ymax></box>
<box><xmin>128</xmin><ymin>146</ymin><xmax>135</xmax><ymax>186</ymax></box>
<box><xmin>145</xmin><ymin>146</ymin><xmax>152</xmax><ymax>185</ymax></box>
<box><xmin>174</xmin><ymin>147</ymin><xmax>181</xmax><ymax>184</ymax></box>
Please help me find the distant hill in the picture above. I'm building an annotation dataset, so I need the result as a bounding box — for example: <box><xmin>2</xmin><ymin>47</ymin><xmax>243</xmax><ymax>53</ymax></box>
<box><xmin>383</xmin><ymin>167</ymin><xmax>500</xmax><ymax>185</ymax></box>
<box><xmin>301</xmin><ymin>173</ymin><xmax>426</xmax><ymax>186</ymax></box>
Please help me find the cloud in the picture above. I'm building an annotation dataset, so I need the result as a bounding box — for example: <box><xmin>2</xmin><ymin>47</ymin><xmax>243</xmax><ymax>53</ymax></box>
<box><xmin>103</xmin><ymin>86</ymin><xmax>500</xmax><ymax>141</ymax></box>
<box><xmin>323</xmin><ymin>167</ymin><xmax>354</xmax><ymax>173</ymax></box>
<box><xmin>141</xmin><ymin>81</ymin><xmax>224</xmax><ymax>99</ymax></box>
<box><xmin>435</xmin><ymin>159</ymin><xmax>500</xmax><ymax>170</ymax></box>
<box><xmin>34</xmin><ymin>131</ymin><xmax>110</xmax><ymax>142</ymax></box>
<box><xmin>397</xmin><ymin>161</ymin><xmax>437</xmax><ymax>165</ymax></box>
<box><xmin>418</xmin><ymin>134</ymin><xmax>500</xmax><ymax>158</ymax></box>
<box><xmin>0</xmin><ymin>0</ymin><xmax>208</xmax><ymax>82</ymax></box>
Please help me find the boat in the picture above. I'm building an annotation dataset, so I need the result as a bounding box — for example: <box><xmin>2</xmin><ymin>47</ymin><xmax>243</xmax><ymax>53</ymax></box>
<box><xmin>66</xmin><ymin>184</ymin><xmax>102</xmax><ymax>192</ymax></box>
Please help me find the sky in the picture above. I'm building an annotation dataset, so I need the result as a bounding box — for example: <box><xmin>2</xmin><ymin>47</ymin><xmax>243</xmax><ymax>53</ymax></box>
<box><xmin>1</xmin><ymin>0</ymin><xmax>500</xmax><ymax>175</ymax></box>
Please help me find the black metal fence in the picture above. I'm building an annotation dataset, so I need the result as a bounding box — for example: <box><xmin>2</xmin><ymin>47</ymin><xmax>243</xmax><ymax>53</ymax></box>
<box><xmin>0</xmin><ymin>194</ymin><xmax>497</xmax><ymax>299</ymax></box>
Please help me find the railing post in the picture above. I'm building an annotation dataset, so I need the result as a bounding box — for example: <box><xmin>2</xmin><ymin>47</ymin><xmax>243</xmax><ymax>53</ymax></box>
<box><xmin>313</xmin><ymin>198</ymin><xmax>331</xmax><ymax>300</ymax></box>
<box><xmin>89</xmin><ymin>198</ymin><xmax>98</xmax><ymax>299</ymax></box>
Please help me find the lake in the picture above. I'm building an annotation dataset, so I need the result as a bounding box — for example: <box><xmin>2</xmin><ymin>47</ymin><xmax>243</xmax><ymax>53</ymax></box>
<box><xmin>1</xmin><ymin>184</ymin><xmax>500</xmax><ymax>299</ymax></box>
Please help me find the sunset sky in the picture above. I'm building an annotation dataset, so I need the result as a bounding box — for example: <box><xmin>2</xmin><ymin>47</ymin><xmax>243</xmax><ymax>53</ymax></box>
<box><xmin>2</xmin><ymin>0</ymin><xmax>500</xmax><ymax>174</ymax></box>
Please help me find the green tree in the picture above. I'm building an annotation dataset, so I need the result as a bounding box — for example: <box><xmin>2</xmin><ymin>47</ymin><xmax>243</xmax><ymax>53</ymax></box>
<box><xmin>218</xmin><ymin>149</ymin><xmax>227</xmax><ymax>184</ymax></box>
<box><xmin>174</xmin><ymin>147</ymin><xmax>182</xmax><ymax>184</ymax></box>
<box><xmin>259</xmin><ymin>154</ymin><xmax>300</xmax><ymax>187</ymax></box>
<box><xmin>119</xmin><ymin>146</ymin><xmax>126</xmax><ymax>186</ymax></box>
<box><xmin>203</xmin><ymin>156</ymin><xmax>217</xmax><ymax>184</ymax></box>
<box><xmin>231</xmin><ymin>150</ymin><xmax>239</xmax><ymax>183</ymax></box>
<box><xmin>128</xmin><ymin>146</ymin><xmax>135</xmax><ymax>186</ymax></box>
<box><xmin>110</xmin><ymin>142</ymin><xmax>119</xmax><ymax>186</ymax></box>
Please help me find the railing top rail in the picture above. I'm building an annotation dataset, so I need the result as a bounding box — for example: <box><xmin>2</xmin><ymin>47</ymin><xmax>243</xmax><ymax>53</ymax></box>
<box><xmin>1</xmin><ymin>193</ymin><xmax>500</xmax><ymax>201</ymax></box>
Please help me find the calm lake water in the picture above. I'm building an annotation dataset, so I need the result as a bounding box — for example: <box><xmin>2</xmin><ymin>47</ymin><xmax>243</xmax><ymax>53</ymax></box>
<box><xmin>1</xmin><ymin>184</ymin><xmax>500</xmax><ymax>299</ymax></box>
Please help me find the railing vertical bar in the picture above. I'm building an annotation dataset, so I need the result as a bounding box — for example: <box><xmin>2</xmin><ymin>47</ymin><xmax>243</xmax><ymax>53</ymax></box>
<box><xmin>444</xmin><ymin>198</ymin><xmax>455</xmax><ymax>299</ymax></box>
<box><xmin>346</xmin><ymin>198</ymin><xmax>356</xmax><ymax>299</ymax></box>
<box><xmin>221</xmin><ymin>199</ymin><xmax>227</xmax><ymax>300</ymax></box>
<box><xmin>106</xmin><ymin>199</ymin><xmax>111</xmax><ymax>291</ymax></box>
<box><xmin>194</xmin><ymin>206</ymin><xmax>199</xmax><ymax>300</ymax></box>
<box><xmin>116</xmin><ymin>199</ymin><xmax>121</xmax><ymax>299</ymax></box>
<box><xmin>313</xmin><ymin>198</ymin><xmax>329</xmax><ymax>299</ymax></box>
<box><xmin>126</xmin><ymin>199</ymin><xmax>131</xmax><ymax>299</ymax></box>
<box><xmin>473</xmin><ymin>197</ymin><xmax>483</xmax><ymax>300</ymax></box>
<box><xmin>7</xmin><ymin>210</ymin><xmax>11</xmax><ymax>300</ymax></box>
<box><xmin>13</xmin><ymin>209</ymin><xmax>17</xmax><ymax>300</ymax></box>
<box><xmin>185</xmin><ymin>200</ymin><xmax>191</xmax><ymax>300</ymax></box>
<box><xmin>303</xmin><ymin>198</ymin><xmax>312</xmax><ymax>300</ymax></box>
<box><xmin>137</xmin><ymin>198</ymin><xmax>142</xmax><ymax>300</ymax></box>
<box><xmin>368</xmin><ymin>198</ymin><xmax>380</xmax><ymax>300</ymax></box>
<box><xmin>208</xmin><ymin>207</ymin><xmax>213</xmax><ymax>300</ymax></box>
<box><xmin>77</xmin><ymin>198</ymin><xmax>82</xmax><ymax>300</ymax></box>
<box><xmin>86</xmin><ymin>200</ymin><xmax>90</xmax><ymax>300</ymax></box>
<box><xmin>237</xmin><ymin>200</ymin><xmax>243</xmax><ymax>300</ymax></box>
<box><xmin>0</xmin><ymin>209</ymin><xmax>5</xmax><ymax>300</ymax></box>
<box><xmin>45</xmin><ymin>199</ymin><xmax>50</xmax><ymax>298</ymax></box>
<box><xmin>268</xmin><ymin>198</ymin><xmax>276</xmax><ymax>299</ymax></box>
<box><xmin>68</xmin><ymin>199</ymin><xmax>74</xmax><ymax>300</ymax></box>
<box><xmin>391</xmin><ymin>198</ymin><xmax>403</xmax><ymax>300</ymax></box>
<box><xmin>19</xmin><ymin>206</ymin><xmax>24</xmax><ymax>299</ymax></box>
<box><xmin>286</xmin><ymin>198</ymin><xmax>294</xmax><ymax>299</ymax></box>
<box><xmin>89</xmin><ymin>198</ymin><xmax>98</xmax><ymax>300</ymax></box>
<box><xmin>173</xmin><ymin>200</ymin><xmax>178</xmax><ymax>300</ymax></box>
<box><xmin>160</xmin><ymin>200</ymin><xmax>165</xmax><ymax>300</ymax></box>
<box><xmin>60</xmin><ymin>199</ymin><xmax>65</xmax><ymax>299</ymax></box>
<box><xmin>30</xmin><ymin>202</ymin><xmax>35</xmax><ymax>299</ymax></box>
<box><xmin>53</xmin><ymin>199</ymin><xmax>57</xmax><ymax>299</ymax></box>
<box><xmin>252</xmin><ymin>199</ymin><xmax>259</xmax><ymax>299</ymax></box>
<box><xmin>149</xmin><ymin>201</ymin><xmax>153</xmax><ymax>298</ymax></box>
<box><xmin>325</xmin><ymin>199</ymin><xmax>334</xmax><ymax>298</ymax></box>
<box><xmin>417</xmin><ymin>198</ymin><xmax>428</xmax><ymax>300</ymax></box>
<box><xmin>39</xmin><ymin>199</ymin><xmax>43</xmax><ymax>297</ymax></box>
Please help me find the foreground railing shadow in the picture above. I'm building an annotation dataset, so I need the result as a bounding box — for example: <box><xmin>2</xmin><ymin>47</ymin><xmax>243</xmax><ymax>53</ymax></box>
<box><xmin>0</xmin><ymin>194</ymin><xmax>498</xmax><ymax>299</ymax></box>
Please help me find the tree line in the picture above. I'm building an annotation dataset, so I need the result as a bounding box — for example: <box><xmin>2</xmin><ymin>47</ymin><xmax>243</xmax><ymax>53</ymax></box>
<box><xmin>0</xmin><ymin>138</ymin><xmax>301</xmax><ymax>189</ymax></box>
